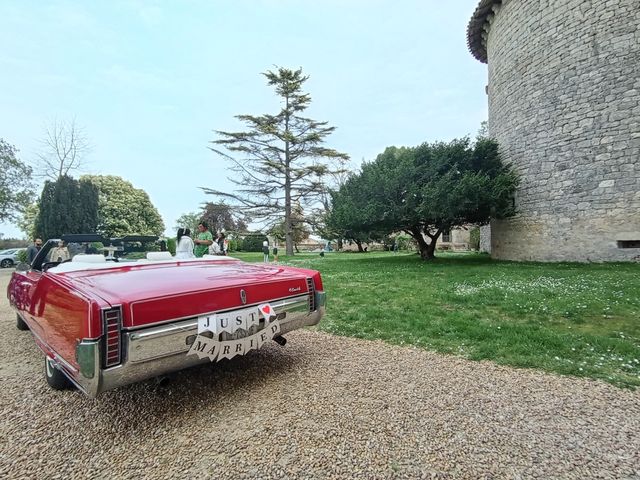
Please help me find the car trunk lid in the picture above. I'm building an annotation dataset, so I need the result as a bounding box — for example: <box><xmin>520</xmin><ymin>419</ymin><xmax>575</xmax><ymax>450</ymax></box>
<box><xmin>59</xmin><ymin>260</ymin><xmax>312</xmax><ymax>328</ymax></box>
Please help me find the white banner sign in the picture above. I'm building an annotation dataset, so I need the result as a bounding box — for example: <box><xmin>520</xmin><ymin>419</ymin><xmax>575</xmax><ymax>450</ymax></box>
<box><xmin>198</xmin><ymin>305</ymin><xmax>268</xmax><ymax>335</ymax></box>
<box><xmin>188</xmin><ymin>320</ymin><xmax>281</xmax><ymax>362</ymax></box>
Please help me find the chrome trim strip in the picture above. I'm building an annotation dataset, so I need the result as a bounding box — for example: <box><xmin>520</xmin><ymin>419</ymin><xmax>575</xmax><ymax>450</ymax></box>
<box><xmin>53</xmin><ymin>352</ymin><xmax>79</xmax><ymax>375</ymax></box>
<box><xmin>125</xmin><ymin>296</ymin><xmax>311</xmax><ymax>364</ymax></box>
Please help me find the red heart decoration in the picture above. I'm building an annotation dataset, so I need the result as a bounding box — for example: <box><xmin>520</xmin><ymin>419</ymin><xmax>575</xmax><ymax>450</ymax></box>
<box><xmin>263</xmin><ymin>305</ymin><xmax>271</xmax><ymax>314</ymax></box>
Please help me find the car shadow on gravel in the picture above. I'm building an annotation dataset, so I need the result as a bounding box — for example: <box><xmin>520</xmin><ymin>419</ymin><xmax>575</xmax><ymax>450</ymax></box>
<box><xmin>84</xmin><ymin>342</ymin><xmax>306</xmax><ymax>434</ymax></box>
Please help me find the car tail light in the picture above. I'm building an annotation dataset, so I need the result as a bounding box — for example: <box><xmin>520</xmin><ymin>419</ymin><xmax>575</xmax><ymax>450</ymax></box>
<box><xmin>307</xmin><ymin>277</ymin><xmax>316</xmax><ymax>312</ymax></box>
<box><xmin>102</xmin><ymin>307</ymin><xmax>122</xmax><ymax>368</ymax></box>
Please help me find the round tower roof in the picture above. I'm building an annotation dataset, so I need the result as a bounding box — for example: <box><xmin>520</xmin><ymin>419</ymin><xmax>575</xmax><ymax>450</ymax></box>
<box><xmin>467</xmin><ymin>0</ymin><xmax>502</xmax><ymax>63</ymax></box>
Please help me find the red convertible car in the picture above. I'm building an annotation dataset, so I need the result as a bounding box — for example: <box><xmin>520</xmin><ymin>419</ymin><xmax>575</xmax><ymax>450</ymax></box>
<box><xmin>8</xmin><ymin>235</ymin><xmax>326</xmax><ymax>397</ymax></box>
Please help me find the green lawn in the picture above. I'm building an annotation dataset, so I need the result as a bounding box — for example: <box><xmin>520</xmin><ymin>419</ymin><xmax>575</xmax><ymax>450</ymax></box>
<box><xmin>233</xmin><ymin>250</ymin><xmax>640</xmax><ymax>388</ymax></box>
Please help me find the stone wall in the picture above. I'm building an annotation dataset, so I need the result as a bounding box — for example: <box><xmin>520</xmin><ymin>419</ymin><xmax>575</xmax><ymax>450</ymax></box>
<box><xmin>480</xmin><ymin>0</ymin><xmax>640</xmax><ymax>262</ymax></box>
<box><xmin>479</xmin><ymin>225</ymin><xmax>491</xmax><ymax>253</ymax></box>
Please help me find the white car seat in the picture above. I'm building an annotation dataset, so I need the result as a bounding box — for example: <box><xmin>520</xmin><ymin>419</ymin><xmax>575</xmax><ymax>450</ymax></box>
<box><xmin>146</xmin><ymin>251</ymin><xmax>173</xmax><ymax>261</ymax></box>
<box><xmin>72</xmin><ymin>254</ymin><xmax>106</xmax><ymax>263</ymax></box>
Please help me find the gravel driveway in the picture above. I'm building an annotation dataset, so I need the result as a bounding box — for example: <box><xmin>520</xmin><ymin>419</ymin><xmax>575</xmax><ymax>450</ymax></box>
<box><xmin>0</xmin><ymin>270</ymin><xmax>639</xmax><ymax>479</ymax></box>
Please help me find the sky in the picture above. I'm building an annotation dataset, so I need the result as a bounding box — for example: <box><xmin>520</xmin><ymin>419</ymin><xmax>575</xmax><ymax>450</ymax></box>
<box><xmin>0</xmin><ymin>0</ymin><xmax>487</xmax><ymax>239</ymax></box>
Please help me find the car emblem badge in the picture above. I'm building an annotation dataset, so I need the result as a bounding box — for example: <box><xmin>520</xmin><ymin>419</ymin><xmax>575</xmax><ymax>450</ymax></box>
<box><xmin>240</xmin><ymin>289</ymin><xmax>247</xmax><ymax>305</ymax></box>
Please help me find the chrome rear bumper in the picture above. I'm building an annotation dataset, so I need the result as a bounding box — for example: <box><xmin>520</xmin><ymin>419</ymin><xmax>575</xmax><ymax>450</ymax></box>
<box><xmin>74</xmin><ymin>291</ymin><xmax>325</xmax><ymax>397</ymax></box>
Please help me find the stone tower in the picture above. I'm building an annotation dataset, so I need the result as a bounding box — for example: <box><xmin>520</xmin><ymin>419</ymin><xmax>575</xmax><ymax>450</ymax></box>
<box><xmin>467</xmin><ymin>0</ymin><xmax>640</xmax><ymax>262</ymax></box>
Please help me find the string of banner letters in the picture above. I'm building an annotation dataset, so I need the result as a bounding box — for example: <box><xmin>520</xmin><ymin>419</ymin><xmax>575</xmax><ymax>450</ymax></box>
<box><xmin>187</xmin><ymin>303</ymin><xmax>280</xmax><ymax>361</ymax></box>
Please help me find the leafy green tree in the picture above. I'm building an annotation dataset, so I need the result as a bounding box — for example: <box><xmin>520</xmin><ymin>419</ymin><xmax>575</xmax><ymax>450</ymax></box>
<box><xmin>325</xmin><ymin>182</ymin><xmax>375</xmax><ymax>252</ymax></box>
<box><xmin>17</xmin><ymin>202</ymin><xmax>39</xmax><ymax>239</ymax></box>
<box><xmin>201</xmin><ymin>202</ymin><xmax>248</xmax><ymax>235</ymax></box>
<box><xmin>175</xmin><ymin>205</ymin><xmax>247</xmax><ymax>243</ymax></box>
<box><xmin>17</xmin><ymin>249</ymin><xmax>28</xmax><ymax>263</ymax></box>
<box><xmin>326</xmin><ymin>155</ymin><xmax>398</xmax><ymax>252</ymax></box>
<box><xmin>0</xmin><ymin>139</ymin><xmax>34</xmax><ymax>223</ymax></box>
<box><xmin>174</xmin><ymin>211</ymin><xmax>201</xmax><ymax>236</ymax></box>
<box><xmin>329</xmin><ymin>138</ymin><xmax>518</xmax><ymax>259</ymax></box>
<box><xmin>205</xmin><ymin>67</ymin><xmax>349</xmax><ymax>256</ymax></box>
<box><xmin>477</xmin><ymin>120</ymin><xmax>489</xmax><ymax>140</ymax></box>
<box><xmin>82</xmin><ymin>175</ymin><xmax>164</xmax><ymax>237</ymax></box>
<box><xmin>306</xmin><ymin>162</ymin><xmax>354</xmax><ymax>249</ymax></box>
<box><xmin>35</xmin><ymin>175</ymin><xmax>99</xmax><ymax>239</ymax></box>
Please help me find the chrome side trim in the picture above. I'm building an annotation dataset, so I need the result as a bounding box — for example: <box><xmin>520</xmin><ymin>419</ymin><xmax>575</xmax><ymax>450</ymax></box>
<box><xmin>74</xmin><ymin>339</ymin><xmax>101</xmax><ymax>398</ymax></box>
<box><xmin>315</xmin><ymin>290</ymin><xmax>326</xmax><ymax>309</ymax></box>
<box><xmin>51</xmin><ymin>351</ymin><xmax>79</xmax><ymax>376</ymax></box>
<box><xmin>76</xmin><ymin>340</ymin><xmax>97</xmax><ymax>379</ymax></box>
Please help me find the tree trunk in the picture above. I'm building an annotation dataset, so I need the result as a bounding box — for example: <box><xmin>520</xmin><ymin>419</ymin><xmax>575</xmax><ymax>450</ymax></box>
<box><xmin>284</xmin><ymin>94</ymin><xmax>294</xmax><ymax>256</ymax></box>
<box><xmin>337</xmin><ymin>238</ymin><xmax>343</xmax><ymax>251</ymax></box>
<box><xmin>407</xmin><ymin>226</ymin><xmax>440</xmax><ymax>260</ymax></box>
<box><xmin>355</xmin><ymin>239</ymin><xmax>364</xmax><ymax>252</ymax></box>
<box><xmin>285</xmin><ymin>183</ymin><xmax>293</xmax><ymax>255</ymax></box>
<box><xmin>422</xmin><ymin>240</ymin><xmax>436</xmax><ymax>260</ymax></box>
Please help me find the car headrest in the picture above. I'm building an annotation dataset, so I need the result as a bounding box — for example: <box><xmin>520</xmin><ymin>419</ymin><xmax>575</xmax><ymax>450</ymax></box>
<box><xmin>72</xmin><ymin>254</ymin><xmax>106</xmax><ymax>263</ymax></box>
<box><xmin>203</xmin><ymin>254</ymin><xmax>238</xmax><ymax>261</ymax></box>
<box><xmin>146</xmin><ymin>251</ymin><xmax>173</xmax><ymax>261</ymax></box>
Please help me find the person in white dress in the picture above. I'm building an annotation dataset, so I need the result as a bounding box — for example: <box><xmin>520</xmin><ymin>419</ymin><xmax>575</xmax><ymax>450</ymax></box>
<box><xmin>208</xmin><ymin>240</ymin><xmax>220</xmax><ymax>255</ymax></box>
<box><xmin>175</xmin><ymin>228</ymin><xmax>195</xmax><ymax>259</ymax></box>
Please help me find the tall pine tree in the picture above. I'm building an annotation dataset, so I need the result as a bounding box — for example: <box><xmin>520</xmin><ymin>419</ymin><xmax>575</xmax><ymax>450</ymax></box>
<box><xmin>205</xmin><ymin>67</ymin><xmax>348</xmax><ymax>256</ymax></box>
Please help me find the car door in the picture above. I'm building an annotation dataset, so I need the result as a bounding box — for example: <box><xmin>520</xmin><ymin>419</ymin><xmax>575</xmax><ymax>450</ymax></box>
<box><xmin>11</xmin><ymin>269</ymin><xmax>47</xmax><ymax>341</ymax></box>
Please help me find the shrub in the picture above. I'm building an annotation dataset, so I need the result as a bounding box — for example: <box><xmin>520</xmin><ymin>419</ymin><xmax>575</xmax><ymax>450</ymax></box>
<box><xmin>228</xmin><ymin>238</ymin><xmax>242</xmax><ymax>252</ymax></box>
<box><xmin>396</xmin><ymin>235</ymin><xmax>414</xmax><ymax>251</ymax></box>
<box><xmin>242</xmin><ymin>233</ymin><xmax>268</xmax><ymax>252</ymax></box>
<box><xmin>166</xmin><ymin>238</ymin><xmax>176</xmax><ymax>255</ymax></box>
<box><xmin>89</xmin><ymin>242</ymin><xmax>104</xmax><ymax>254</ymax></box>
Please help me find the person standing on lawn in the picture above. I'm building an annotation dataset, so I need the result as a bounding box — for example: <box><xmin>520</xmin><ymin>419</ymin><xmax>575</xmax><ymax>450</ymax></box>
<box><xmin>218</xmin><ymin>232</ymin><xmax>227</xmax><ymax>256</ymax></box>
<box><xmin>27</xmin><ymin>238</ymin><xmax>42</xmax><ymax>264</ymax></box>
<box><xmin>194</xmin><ymin>221</ymin><xmax>213</xmax><ymax>257</ymax></box>
<box><xmin>262</xmin><ymin>240</ymin><xmax>270</xmax><ymax>263</ymax></box>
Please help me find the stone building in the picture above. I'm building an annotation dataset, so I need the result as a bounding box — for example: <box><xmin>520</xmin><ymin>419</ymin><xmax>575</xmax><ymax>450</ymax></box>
<box><xmin>438</xmin><ymin>228</ymin><xmax>471</xmax><ymax>251</ymax></box>
<box><xmin>467</xmin><ymin>0</ymin><xmax>640</xmax><ymax>262</ymax></box>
